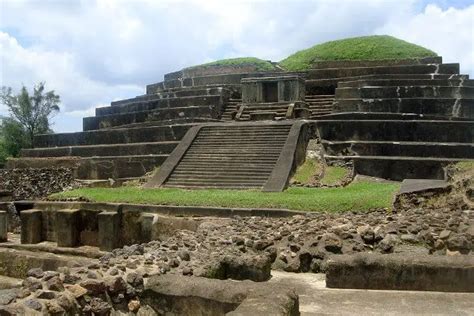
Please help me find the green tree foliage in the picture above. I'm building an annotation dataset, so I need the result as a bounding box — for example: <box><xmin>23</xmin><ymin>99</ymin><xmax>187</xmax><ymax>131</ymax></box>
<box><xmin>0</xmin><ymin>82</ymin><xmax>60</xmax><ymax>163</ymax></box>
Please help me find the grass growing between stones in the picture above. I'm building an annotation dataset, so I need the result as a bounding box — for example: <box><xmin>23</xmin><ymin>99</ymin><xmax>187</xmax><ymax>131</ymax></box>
<box><xmin>50</xmin><ymin>180</ymin><xmax>400</xmax><ymax>212</ymax></box>
<box><xmin>279</xmin><ymin>35</ymin><xmax>437</xmax><ymax>71</ymax></box>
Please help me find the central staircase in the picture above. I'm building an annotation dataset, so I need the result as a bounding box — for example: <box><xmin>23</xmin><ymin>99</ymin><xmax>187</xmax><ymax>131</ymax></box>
<box><xmin>162</xmin><ymin>124</ymin><xmax>293</xmax><ymax>189</ymax></box>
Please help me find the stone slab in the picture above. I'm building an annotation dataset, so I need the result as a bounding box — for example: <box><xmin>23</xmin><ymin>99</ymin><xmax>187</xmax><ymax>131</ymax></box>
<box><xmin>399</xmin><ymin>179</ymin><xmax>450</xmax><ymax>195</ymax></box>
<box><xmin>55</xmin><ymin>209</ymin><xmax>80</xmax><ymax>247</ymax></box>
<box><xmin>20</xmin><ymin>209</ymin><xmax>42</xmax><ymax>244</ymax></box>
<box><xmin>325</xmin><ymin>253</ymin><xmax>474</xmax><ymax>292</ymax></box>
<box><xmin>143</xmin><ymin>274</ymin><xmax>299</xmax><ymax>316</ymax></box>
<box><xmin>0</xmin><ymin>211</ymin><xmax>7</xmax><ymax>242</ymax></box>
<box><xmin>98</xmin><ymin>211</ymin><xmax>120</xmax><ymax>251</ymax></box>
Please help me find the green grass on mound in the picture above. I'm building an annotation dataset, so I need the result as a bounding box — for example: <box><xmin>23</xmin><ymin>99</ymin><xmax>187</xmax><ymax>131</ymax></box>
<box><xmin>186</xmin><ymin>57</ymin><xmax>276</xmax><ymax>71</ymax></box>
<box><xmin>50</xmin><ymin>180</ymin><xmax>400</xmax><ymax>212</ymax></box>
<box><xmin>279</xmin><ymin>35</ymin><xmax>438</xmax><ymax>71</ymax></box>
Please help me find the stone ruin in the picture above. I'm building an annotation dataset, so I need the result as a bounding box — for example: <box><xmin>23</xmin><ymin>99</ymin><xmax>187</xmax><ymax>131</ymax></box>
<box><xmin>4</xmin><ymin>55</ymin><xmax>472</xmax><ymax>188</ymax></box>
<box><xmin>0</xmin><ymin>56</ymin><xmax>473</xmax><ymax>314</ymax></box>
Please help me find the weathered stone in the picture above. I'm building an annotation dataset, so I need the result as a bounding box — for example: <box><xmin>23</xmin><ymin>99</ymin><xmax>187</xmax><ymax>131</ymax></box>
<box><xmin>447</xmin><ymin>234</ymin><xmax>472</xmax><ymax>254</ymax></box>
<box><xmin>98</xmin><ymin>211</ymin><xmax>120</xmax><ymax>251</ymax></box>
<box><xmin>321</xmin><ymin>233</ymin><xmax>343</xmax><ymax>254</ymax></box>
<box><xmin>377</xmin><ymin>234</ymin><xmax>397</xmax><ymax>253</ymax></box>
<box><xmin>20</xmin><ymin>209</ymin><xmax>42</xmax><ymax>244</ymax></box>
<box><xmin>0</xmin><ymin>289</ymin><xmax>18</xmax><ymax>305</ymax></box>
<box><xmin>0</xmin><ymin>211</ymin><xmax>8</xmax><ymax>241</ymax></box>
<box><xmin>27</xmin><ymin>268</ymin><xmax>44</xmax><ymax>279</ymax></box>
<box><xmin>46</xmin><ymin>300</ymin><xmax>66</xmax><ymax>315</ymax></box>
<box><xmin>22</xmin><ymin>277</ymin><xmax>43</xmax><ymax>292</ymax></box>
<box><xmin>105</xmin><ymin>276</ymin><xmax>126</xmax><ymax>293</ymax></box>
<box><xmin>128</xmin><ymin>299</ymin><xmax>141</xmax><ymax>313</ymax></box>
<box><xmin>79</xmin><ymin>279</ymin><xmax>106</xmax><ymax>295</ymax></box>
<box><xmin>36</xmin><ymin>290</ymin><xmax>57</xmax><ymax>299</ymax></box>
<box><xmin>55</xmin><ymin>209</ymin><xmax>80</xmax><ymax>247</ymax></box>
<box><xmin>66</xmin><ymin>284</ymin><xmax>87</xmax><ymax>298</ymax></box>
<box><xmin>46</xmin><ymin>276</ymin><xmax>64</xmax><ymax>292</ymax></box>
<box><xmin>126</xmin><ymin>272</ymin><xmax>144</xmax><ymax>288</ymax></box>
<box><xmin>90</xmin><ymin>297</ymin><xmax>111</xmax><ymax>315</ymax></box>
<box><xmin>23</xmin><ymin>298</ymin><xmax>43</xmax><ymax>311</ymax></box>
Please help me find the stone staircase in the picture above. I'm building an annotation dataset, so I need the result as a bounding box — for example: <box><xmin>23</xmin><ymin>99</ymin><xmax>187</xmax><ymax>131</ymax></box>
<box><xmin>163</xmin><ymin>124</ymin><xmax>293</xmax><ymax>189</ymax></box>
<box><xmin>234</xmin><ymin>102</ymin><xmax>308</xmax><ymax>121</ymax></box>
<box><xmin>221</xmin><ymin>98</ymin><xmax>241</xmax><ymax>121</ymax></box>
<box><xmin>305</xmin><ymin>94</ymin><xmax>334</xmax><ymax>118</ymax></box>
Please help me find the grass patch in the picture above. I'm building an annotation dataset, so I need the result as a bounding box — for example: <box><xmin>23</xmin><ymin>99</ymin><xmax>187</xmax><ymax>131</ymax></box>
<box><xmin>186</xmin><ymin>57</ymin><xmax>276</xmax><ymax>72</ymax></box>
<box><xmin>321</xmin><ymin>166</ymin><xmax>349</xmax><ymax>186</ymax></box>
<box><xmin>292</xmin><ymin>159</ymin><xmax>321</xmax><ymax>184</ymax></box>
<box><xmin>51</xmin><ymin>181</ymin><xmax>400</xmax><ymax>212</ymax></box>
<box><xmin>279</xmin><ymin>35</ymin><xmax>437</xmax><ymax>71</ymax></box>
<box><xmin>454</xmin><ymin>161</ymin><xmax>474</xmax><ymax>172</ymax></box>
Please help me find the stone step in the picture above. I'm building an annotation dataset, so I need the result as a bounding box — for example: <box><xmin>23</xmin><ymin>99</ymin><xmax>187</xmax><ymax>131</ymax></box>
<box><xmin>316</xmin><ymin>119</ymin><xmax>474</xmax><ymax>143</ymax></box>
<box><xmin>21</xmin><ymin>141</ymin><xmax>179</xmax><ymax>158</ymax></box>
<box><xmin>167</xmin><ymin>174</ymin><xmax>270</xmax><ymax>180</ymax></box>
<box><xmin>96</xmin><ymin>95</ymin><xmax>225</xmax><ymax>116</ymax></box>
<box><xmin>6</xmin><ymin>155</ymin><xmax>167</xmax><ymax>179</ymax></box>
<box><xmin>111</xmin><ymin>87</ymin><xmax>229</xmax><ymax>107</ymax></box>
<box><xmin>313</xmin><ymin>111</ymin><xmax>472</xmax><ymax>121</ymax></box>
<box><xmin>84</xmin><ymin>106</ymin><xmax>214</xmax><ymax>131</ymax></box>
<box><xmin>326</xmin><ymin>155</ymin><xmax>471</xmax><ymax>180</ymax></box>
<box><xmin>322</xmin><ymin>140</ymin><xmax>474</xmax><ymax>159</ymax></box>
<box><xmin>338</xmin><ymin>78</ymin><xmax>474</xmax><ymax>88</ymax></box>
<box><xmin>171</xmin><ymin>169</ymin><xmax>273</xmax><ymax>176</ymax></box>
<box><xmin>179</xmin><ymin>158</ymin><xmax>279</xmax><ymax>164</ymax></box>
<box><xmin>34</xmin><ymin>123</ymin><xmax>194</xmax><ymax>147</ymax></box>
<box><xmin>335</xmin><ymin>86</ymin><xmax>474</xmax><ymax>99</ymax></box>
<box><xmin>307</xmin><ymin>63</ymin><xmax>459</xmax><ymax>80</ymax></box>
<box><xmin>334</xmin><ymin>98</ymin><xmax>474</xmax><ymax>118</ymax></box>
<box><xmin>163</xmin><ymin>183</ymin><xmax>263</xmax><ymax>189</ymax></box>
<box><xmin>326</xmin><ymin>253</ymin><xmax>474</xmax><ymax>292</ymax></box>
<box><xmin>165</xmin><ymin>177</ymin><xmax>267</xmax><ymax>184</ymax></box>
<box><xmin>173</xmin><ymin>165</ymin><xmax>275</xmax><ymax>171</ymax></box>
<box><xmin>306</xmin><ymin>74</ymin><xmax>470</xmax><ymax>92</ymax></box>
<box><xmin>186</xmin><ymin>148</ymin><xmax>283</xmax><ymax>154</ymax></box>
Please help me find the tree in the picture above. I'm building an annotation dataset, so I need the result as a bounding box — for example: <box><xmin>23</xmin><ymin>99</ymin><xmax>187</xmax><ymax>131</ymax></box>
<box><xmin>0</xmin><ymin>82</ymin><xmax>60</xmax><ymax>149</ymax></box>
<box><xmin>0</xmin><ymin>118</ymin><xmax>29</xmax><ymax>166</ymax></box>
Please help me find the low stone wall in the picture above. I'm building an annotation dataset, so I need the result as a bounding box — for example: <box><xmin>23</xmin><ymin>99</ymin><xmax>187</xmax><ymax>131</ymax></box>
<box><xmin>326</xmin><ymin>253</ymin><xmax>474</xmax><ymax>292</ymax></box>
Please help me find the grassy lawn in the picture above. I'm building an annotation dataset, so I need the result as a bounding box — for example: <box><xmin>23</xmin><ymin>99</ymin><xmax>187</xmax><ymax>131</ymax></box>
<box><xmin>186</xmin><ymin>57</ymin><xmax>276</xmax><ymax>71</ymax></box>
<box><xmin>50</xmin><ymin>181</ymin><xmax>400</xmax><ymax>212</ymax></box>
<box><xmin>279</xmin><ymin>35</ymin><xmax>437</xmax><ymax>71</ymax></box>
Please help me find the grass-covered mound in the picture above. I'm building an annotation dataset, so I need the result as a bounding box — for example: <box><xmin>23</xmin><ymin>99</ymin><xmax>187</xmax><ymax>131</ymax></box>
<box><xmin>279</xmin><ymin>35</ymin><xmax>438</xmax><ymax>71</ymax></box>
<box><xmin>50</xmin><ymin>180</ymin><xmax>400</xmax><ymax>212</ymax></box>
<box><xmin>186</xmin><ymin>57</ymin><xmax>276</xmax><ymax>71</ymax></box>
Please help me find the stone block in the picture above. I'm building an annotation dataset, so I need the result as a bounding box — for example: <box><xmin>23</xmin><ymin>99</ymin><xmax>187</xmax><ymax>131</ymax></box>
<box><xmin>20</xmin><ymin>209</ymin><xmax>43</xmax><ymax>244</ymax></box>
<box><xmin>98</xmin><ymin>212</ymin><xmax>120</xmax><ymax>251</ymax></box>
<box><xmin>55</xmin><ymin>209</ymin><xmax>80</xmax><ymax>247</ymax></box>
<box><xmin>0</xmin><ymin>211</ymin><xmax>7</xmax><ymax>242</ymax></box>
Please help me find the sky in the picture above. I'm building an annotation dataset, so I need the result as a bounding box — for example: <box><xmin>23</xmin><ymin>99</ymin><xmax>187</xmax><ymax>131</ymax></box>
<box><xmin>1</xmin><ymin>0</ymin><xmax>473</xmax><ymax>133</ymax></box>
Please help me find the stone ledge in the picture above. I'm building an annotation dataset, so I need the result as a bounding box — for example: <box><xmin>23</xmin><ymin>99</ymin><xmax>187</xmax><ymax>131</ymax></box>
<box><xmin>326</xmin><ymin>253</ymin><xmax>474</xmax><ymax>292</ymax></box>
<box><xmin>143</xmin><ymin>274</ymin><xmax>299</xmax><ymax>316</ymax></box>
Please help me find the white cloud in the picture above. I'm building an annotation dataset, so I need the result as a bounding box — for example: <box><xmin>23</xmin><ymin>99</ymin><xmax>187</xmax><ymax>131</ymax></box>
<box><xmin>0</xmin><ymin>0</ymin><xmax>473</xmax><ymax>132</ymax></box>
<box><xmin>377</xmin><ymin>4</ymin><xmax>474</xmax><ymax>76</ymax></box>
